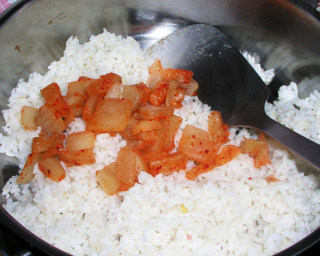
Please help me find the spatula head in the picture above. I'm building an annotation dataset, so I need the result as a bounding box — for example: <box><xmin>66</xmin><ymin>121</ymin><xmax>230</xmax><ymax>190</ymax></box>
<box><xmin>146</xmin><ymin>24</ymin><xmax>270</xmax><ymax>127</ymax></box>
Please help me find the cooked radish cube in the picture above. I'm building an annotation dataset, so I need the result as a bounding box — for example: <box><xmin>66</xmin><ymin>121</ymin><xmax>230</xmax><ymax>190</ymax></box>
<box><xmin>16</xmin><ymin>153</ymin><xmax>42</xmax><ymax>184</ymax></box>
<box><xmin>82</xmin><ymin>94</ymin><xmax>99</xmax><ymax>123</ymax></box>
<box><xmin>66</xmin><ymin>131</ymin><xmax>95</xmax><ymax>151</ymax></box>
<box><xmin>86</xmin><ymin>98</ymin><xmax>132</xmax><ymax>133</ymax></box>
<box><xmin>96</xmin><ymin>162</ymin><xmax>122</xmax><ymax>195</ymax></box>
<box><xmin>41</xmin><ymin>147</ymin><xmax>60</xmax><ymax>158</ymax></box>
<box><xmin>135</xmin><ymin>83</ymin><xmax>151</xmax><ymax>106</ymax></box>
<box><xmin>32</xmin><ymin>133</ymin><xmax>65</xmax><ymax>153</ymax></box>
<box><xmin>147</xmin><ymin>59</ymin><xmax>163</xmax><ymax>88</ymax></box>
<box><xmin>212</xmin><ymin>145</ymin><xmax>241</xmax><ymax>166</ymax></box>
<box><xmin>179</xmin><ymin>124</ymin><xmax>214</xmax><ymax>163</ymax></box>
<box><xmin>254</xmin><ymin>143</ymin><xmax>271</xmax><ymax>168</ymax></box>
<box><xmin>40</xmin><ymin>83</ymin><xmax>64</xmax><ymax>108</ymax></box>
<box><xmin>65</xmin><ymin>77</ymin><xmax>92</xmax><ymax>117</ymax></box>
<box><xmin>35</xmin><ymin>104</ymin><xmax>67</xmax><ymax>133</ymax></box>
<box><xmin>139</xmin><ymin>105</ymin><xmax>173</xmax><ymax>120</ymax></box>
<box><xmin>165</xmin><ymin>81</ymin><xmax>186</xmax><ymax>108</ymax></box>
<box><xmin>135</xmin><ymin>130</ymin><xmax>158</xmax><ymax>142</ymax></box>
<box><xmin>240</xmin><ymin>139</ymin><xmax>272</xmax><ymax>168</ymax></box>
<box><xmin>105</xmin><ymin>83</ymin><xmax>124</xmax><ymax>99</ymax></box>
<box><xmin>67</xmin><ymin>77</ymin><xmax>92</xmax><ymax>96</ymax></box>
<box><xmin>131</xmin><ymin>120</ymin><xmax>162</xmax><ymax>135</ymax></box>
<box><xmin>100</xmin><ymin>73</ymin><xmax>122</xmax><ymax>85</ymax></box>
<box><xmin>63</xmin><ymin>94</ymin><xmax>86</xmax><ymax>117</ymax></box>
<box><xmin>140</xmin><ymin>123</ymin><xmax>167</xmax><ymax>159</ymax></box>
<box><xmin>117</xmin><ymin>183</ymin><xmax>132</xmax><ymax>193</ymax></box>
<box><xmin>180</xmin><ymin>78</ymin><xmax>198</xmax><ymax>96</ymax></box>
<box><xmin>148</xmin><ymin>152</ymin><xmax>188</xmax><ymax>176</ymax></box>
<box><xmin>150</xmin><ymin>80</ymin><xmax>169</xmax><ymax>106</ymax></box>
<box><xmin>21</xmin><ymin>106</ymin><xmax>38</xmax><ymax>131</ymax></box>
<box><xmin>163</xmin><ymin>115</ymin><xmax>182</xmax><ymax>151</ymax></box>
<box><xmin>59</xmin><ymin>103</ymin><xmax>75</xmax><ymax>127</ymax></box>
<box><xmin>115</xmin><ymin>147</ymin><xmax>144</xmax><ymax>186</ymax></box>
<box><xmin>185</xmin><ymin>145</ymin><xmax>241</xmax><ymax>180</ymax></box>
<box><xmin>106</xmin><ymin>83</ymin><xmax>142</xmax><ymax>111</ymax></box>
<box><xmin>120</xmin><ymin>116</ymin><xmax>139</xmax><ymax>140</ymax></box>
<box><xmin>126</xmin><ymin>139</ymin><xmax>151</xmax><ymax>151</ymax></box>
<box><xmin>86</xmin><ymin>73</ymin><xmax>122</xmax><ymax>96</ymax></box>
<box><xmin>208</xmin><ymin>111</ymin><xmax>229</xmax><ymax>148</ymax></box>
<box><xmin>58</xmin><ymin>149</ymin><xmax>95</xmax><ymax>166</ymax></box>
<box><xmin>135</xmin><ymin>151</ymin><xmax>148</xmax><ymax>173</ymax></box>
<box><xmin>38</xmin><ymin>157</ymin><xmax>66</xmax><ymax>182</ymax></box>
<box><xmin>240</xmin><ymin>139</ymin><xmax>266</xmax><ymax>156</ymax></box>
<box><xmin>123</xmin><ymin>85</ymin><xmax>142</xmax><ymax>111</ymax></box>
<box><xmin>161</xmin><ymin>68</ymin><xmax>193</xmax><ymax>84</ymax></box>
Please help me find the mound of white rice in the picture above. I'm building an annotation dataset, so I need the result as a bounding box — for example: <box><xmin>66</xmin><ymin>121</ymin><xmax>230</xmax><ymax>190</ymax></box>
<box><xmin>1</xmin><ymin>30</ymin><xmax>320</xmax><ymax>256</ymax></box>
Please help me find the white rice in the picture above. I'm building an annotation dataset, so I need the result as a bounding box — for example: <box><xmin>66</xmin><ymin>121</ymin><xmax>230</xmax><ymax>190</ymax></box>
<box><xmin>1</xmin><ymin>30</ymin><xmax>320</xmax><ymax>256</ymax></box>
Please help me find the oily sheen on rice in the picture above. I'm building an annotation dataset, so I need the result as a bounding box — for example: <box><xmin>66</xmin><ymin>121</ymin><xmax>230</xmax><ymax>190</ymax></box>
<box><xmin>1</xmin><ymin>30</ymin><xmax>320</xmax><ymax>256</ymax></box>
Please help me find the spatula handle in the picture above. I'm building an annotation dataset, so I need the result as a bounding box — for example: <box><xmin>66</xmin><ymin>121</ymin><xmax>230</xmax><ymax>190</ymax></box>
<box><xmin>258</xmin><ymin>114</ymin><xmax>320</xmax><ymax>171</ymax></box>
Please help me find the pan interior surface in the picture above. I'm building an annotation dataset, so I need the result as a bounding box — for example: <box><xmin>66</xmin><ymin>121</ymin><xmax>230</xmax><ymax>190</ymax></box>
<box><xmin>0</xmin><ymin>1</ymin><xmax>320</xmax><ymax>256</ymax></box>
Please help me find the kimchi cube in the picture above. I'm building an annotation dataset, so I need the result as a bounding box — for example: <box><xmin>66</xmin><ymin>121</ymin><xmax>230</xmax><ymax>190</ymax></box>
<box><xmin>66</xmin><ymin>131</ymin><xmax>95</xmax><ymax>151</ymax></box>
<box><xmin>96</xmin><ymin>162</ymin><xmax>122</xmax><ymax>195</ymax></box>
<box><xmin>38</xmin><ymin>157</ymin><xmax>66</xmax><ymax>182</ymax></box>
<box><xmin>179</xmin><ymin>124</ymin><xmax>214</xmax><ymax>163</ymax></box>
<box><xmin>86</xmin><ymin>98</ymin><xmax>132</xmax><ymax>133</ymax></box>
<box><xmin>21</xmin><ymin>106</ymin><xmax>38</xmax><ymax>131</ymax></box>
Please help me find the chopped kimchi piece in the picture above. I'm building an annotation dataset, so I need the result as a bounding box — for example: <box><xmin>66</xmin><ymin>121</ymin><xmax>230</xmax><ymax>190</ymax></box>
<box><xmin>63</xmin><ymin>94</ymin><xmax>86</xmax><ymax>117</ymax></box>
<box><xmin>104</xmin><ymin>83</ymin><xmax>124</xmax><ymax>99</ymax></box>
<box><xmin>139</xmin><ymin>105</ymin><xmax>173</xmax><ymax>120</ymax></box>
<box><xmin>58</xmin><ymin>149</ymin><xmax>95</xmax><ymax>166</ymax></box>
<box><xmin>86</xmin><ymin>73</ymin><xmax>122</xmax><ymax>96</ymax></box>
<box><xmin>163</xmin><ymin>115</ymin><xmax>182</xmax><ymax>151</ymax></box>
<box><xmin>265</xmin><ymin>174</ymin><xmax>279</xmax><ymax>183</ymax></box>
<box><xmin>82</xmin><ymin>94</ymin><xmax>99</xmax><ymax>123</ymax></box>
<box><xmin>32</xmin><ymin>132</ymin><xmax>65</xmax><ymax>153</ymax></box>
<box><xmin>165</xmin><ymin>80</ymin><xmax>186</xmax><ymax>108</ymax></box>
<box><xmin>115</xmin><ymin>147</ymin><xmax>146</xmax><ymax>186</ymax></box>
<box><xmin>135</xmin><ymin>130</ymin><xmax>158</xmax><ymax>142</ymax></box>
<box><xmin>148</xmin><ymin>152</ymin><xmax>188</xmax><ymax>176</ymax></box>
<box><xmin>38</xmin><ymin>157</ymin><xmax>66</xmax><ymax>182</ymax></box>
<box><xmin>35</xmin><ymin>104</ymin><xmax>67</xmax><ymax>133</ymax></box>
<box><xmin>106</xmin><ymin>83</ymin><xmax>144</xmax><ymax>111</ymax></box>
<box><xmin>161</xmin><ymin>68</ymin><xmax>193</xmax><ymax>84</ymax></box>
<box><xmin>185</xmin><ymin>145</ymin><xmax>241</xmax><ymax>180</ymax></box>
<box><xmin>255</xmin><ymin>143</ymin><xmax>271</xmax><ymax>168</ymax></box>
<box><xmin>180</xmin><ymin>78</ymin><xmax>199</xmax><ymax>96</ymax></box>
<box><xmin>208</xmin><ymin>111</ymin><xmax>229</xmax><ymax>148</ymax></box>
<box><xmin>67</xmin><ymin>77</ymin><xmax>92</xmax><ymax>96</ymax></box>
<box><xmin>120</xmin><ymin>116</ymin><xmax>139</xmax><ymax>140</ymax></box>
<box><xmin>131</xmin><ymin>119</ymin><xmax>162</xmax><ymax>135</ymax></box>
<box><xmin>96</xmin><ymin>162</ymin><xmax>122</xmax><ymax>195</ymax></box>
<box><xmin>140</xmin><ymin>123</ymin><xmax>168</xmax><ymax>158</ymax></box>
<box><xmin>147</xmin><ymin>59</ymin><xmax>163</xmax><ymax>88</ymax></box>
<box><xmin>40</xmin><ymin>83</ymin><xmax>64</xmax><ymax>108</ymax></box>
<box><xmin>117</xmin><ymin>183</ymin><xmax>132</xmax><ymax>193</ymax></box>
<box><xmin>16</xmin><ymin>153</ymin><xmax>42</xmax><ymax>184</ymax></box>
<box><xmin>86</xmin><ymin>98</ymin><xmax>132</xmax><ymax>133</ymax></box>
<box><xmin>135</xmin><ymin>83</ymin><xmax>151</xmax><ymax>106</ymax></box>
<box><xmin>59</xmin><ymin>103</ymin><xmax>75</xmax><ymax>127</ymax></box>
<box><xmin>41</xmin><ymin>147</ymin><xmax>60</xmax><ymax>159</ymax></box>
<box><xmin>240</xmin><ymin>138</ymin><xmax>271</xmax><ymax>168</ymax></box>
<box><xmin>150</xmin><ymin>80</ymin><xmax>168</xmax><ymax>106</ymax></box>
<box><xmin>122</xmin><ymin>85</ymin><xmax>143</xmax><ymax>111</ymax></box>
<box><xmin>21</xmin><ymin>106</ymin><xmax>38</xmax><ymax>131</ymax></box>
<box><xmin>179</xmin><ymin>124</ymin><xmax>214</xmax><ymax>164</ymax></box>
<box><xmin>66</xmin><ymin>131</ymin><xmax>95</xmax><ymax>151</ymax></box>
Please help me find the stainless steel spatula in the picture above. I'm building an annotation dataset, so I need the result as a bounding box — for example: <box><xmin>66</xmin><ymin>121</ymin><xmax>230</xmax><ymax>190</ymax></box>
<box><xmin>146</xmin><ymin>24</ymin><xmax>320</xmax><ymax>170</ymax></box>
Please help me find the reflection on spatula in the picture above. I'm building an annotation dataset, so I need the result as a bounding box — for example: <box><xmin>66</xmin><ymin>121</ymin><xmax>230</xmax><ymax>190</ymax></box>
<box><xmin>146</xmin><ymin>24</ymin><xmax>320</xmax><ymax>171</ymax></box>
